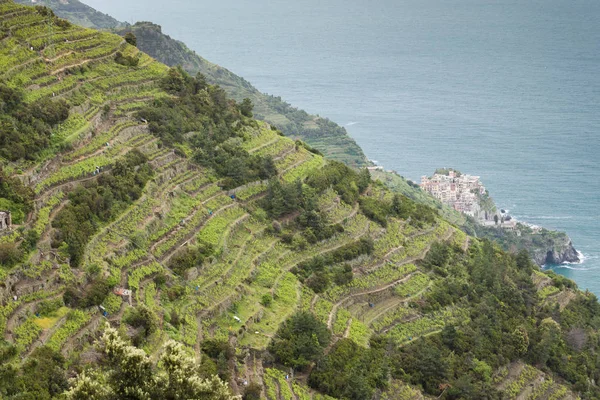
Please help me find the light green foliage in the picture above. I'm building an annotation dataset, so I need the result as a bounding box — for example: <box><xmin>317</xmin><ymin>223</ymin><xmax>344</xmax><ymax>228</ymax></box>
<box><xmin>34</xmin><ymin>191</ymin><xmax>64</xmax><ymax>234</ymax></box>
<box><xmin>46</xmin><ymin>309</ymin><xmax>91</xmax><ymax>351</ymax></box>
<box><xmin>539</xmin><ymin>285</ymin><xmax>560</xmax><ymax>299</ymax></box>
<box><xmin>35</xmin><ymin>154</ymin><xmax>113</xmax><ymax>193</ymax></box>
<box><xmin>503</xmin><ymin>365</ymin><xmax>538</xmax><ymax>398</ymax></box>
<box><xmin>394</xmin><ymin>272</ymin><xmax>430</xmax><ymax>298</ymax></box>
<box><xmin>333</xmin><ymin>308</ymin><xmax>351</xmax><ymax>335</ymax></box>
<box><xmin>282</xmin><ymin>153</ymin><xmax>325</xmax><ymax>182</ymax></box>
<box><xmin>385</xmin><ymin>307</ymin><xmax>468</xmax><ymax>345</ymax></box>
<box><xmin>379</xmin><ymin>381</ymin><xmax>422</xmax><ymax>400</ymax></box>
<box><xmin>128</xmin><ymin>262</ymin><xmax>164</xmax><ymax>290</ymax></box>
<box><xmin>14</xmin><ymin>317</ymin><xmax>43</xmax><ymax>352</ymax></box>
<box><xmin>197</xmin><ymin>206</ymin><xmax>246</xmax><ymax>248</ymax></box>
<box><xmin>347</xmin><ymin>318</ymin><xmax>371</xmax><ymax>346</ymax></box>
<box><xmin>326</xmin><ymin>263</ymin><xmax>417</xmax><ymax>302</ymax></box>
<box><xmin>103</xmin><ymin>293</ymin><xmax>122</xmax><ymax>314</ymax></box>
<box><xmin>370</xmin><ymin>306</ymin><xmax>414</xmax><ymax>332</ymax></box>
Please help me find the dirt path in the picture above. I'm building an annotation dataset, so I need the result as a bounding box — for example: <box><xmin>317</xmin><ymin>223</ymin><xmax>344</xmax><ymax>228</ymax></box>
<box><xmin>331</xmin><ymin>202</ymin><xmax>359</xmax><ymax>225</ymax></box>
<box><xmin>159</xmin><ymin>204</ymin><xmax>239</xmax><ymax>264</ymax></box>
<box><xmin>248</xmin><ymin>138</ymin><xmax>278</xmax><ymax>154</ymax></box>
<box><xmin>49</xmin><ymin>41</ymin><xmax>124</xmax><ymax>75</ymax></box>
<box><xmin>342</xmin><ymin>318</ymin><xmax>353</xmax><ymax>338</ymax></box>
<box><xmin>309</xmin><ymin>295</ymin><xmax>319</xmax><ymax>311</ymax></box>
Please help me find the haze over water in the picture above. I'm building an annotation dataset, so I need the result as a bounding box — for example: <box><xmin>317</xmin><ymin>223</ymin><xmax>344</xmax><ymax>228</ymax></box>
<box><xmin>88</xmin><ymin>0</ymin><xmax>600</xmax><ymax>293</ymax></box>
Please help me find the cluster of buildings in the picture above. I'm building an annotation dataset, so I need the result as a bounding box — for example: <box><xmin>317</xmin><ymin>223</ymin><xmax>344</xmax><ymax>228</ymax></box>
<box><xmin>420</xmin><ymin>169</ymin><xmax>486</xmax><ymax>218</ymax></box>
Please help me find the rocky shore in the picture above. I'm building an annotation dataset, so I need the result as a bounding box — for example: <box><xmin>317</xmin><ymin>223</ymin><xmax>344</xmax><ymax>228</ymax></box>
<box><xmin>530</xmin><ymin>237</ymin><xmax>580</xmax><ymax>266</ymax></box>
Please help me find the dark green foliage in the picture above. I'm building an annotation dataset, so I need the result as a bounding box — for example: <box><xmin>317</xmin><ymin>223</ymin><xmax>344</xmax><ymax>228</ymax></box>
<box><xmin>0</xmin><ymin>85</ymin><xmax>70</xmax><ymax>160</ymax></box>
<box><xmin>421</xmin><ymin>241</ymin><xmax>452</xmax><ymax>276</ymax></box>
<box><xmin>309</xmin><ymin>338</ymin><xmax>389</xmax><ymax>400</ymax></box>
<box><xmin>124</xmin><ymin>31</ymin><xmax>137</xmax><ymax>47</ymax></box>
<box><xmin>358</xmin><ymin>192</ymin><xmax>437</xmax><ymax>228</ymax></box>
<box><xmin>124</xmin><ymin>305</ymin><xmax>158</xmax><ymax>343</ymax></box>
<box><xmin>0</xmin><ymin>168</ymin><xmax>35</xmax><ymax>215</ymax></box>
<box><xmin>0</xmin><ymin>346</ymin><xmax>68</xmax><ymax>399</ymax></box>
<box><xmin>243</xmin><ymin>382</ymin><xmax>262</xmax><ymax>400</ymax></box>
<box><xmin>52</xmin><ymin>150</ymin><xmax>152</xmax><ymax>267</ymax></box>
<box><xmin>114</xmin><ymin>51</ymin><xmax>139</xmax><ymax>66</ymax></box>
<box><xmin>36</xmin><ymin>298</ymin><xmax>64</xmax><ymax>316</ymax></box>
<box><xmin>306</xmin><ymin>161</ymin><xmax>369</xmax><ymax>204</ymax></box>
<box><xmin>139</xmin><ymin>68</ymin><xmax>276</xmax><ymax>189</ymax></box>
<box><xmin>260</xmin><ymin>294</ymin><xmax>272</xmax><ymax>307</ymax></box>
<box><xmin>168</xmin><ymin>242</ymin><xmax>213</xmax><ymax>276</ymax></box>
<box><xmin>239</xmin><ymin>98</ymin><xmax>253</xmax><ymax>117</ymax></box>
<box><xmin>83</xmin><ymin>279</ymin><xmax>111</xmax><ymax>307</ymax></box>
<box><xmin>262</xmin><ymin>179</ymin><xmax>304</xmax><ymax>219</ymax></box>
<box><xmin>0</xmin><ymin>242</ymin><xmax>22</xmax><ymax>267</ymax></box>
<box><xmin>268</xmin><ymin>311</ymin><xmax>331</xmax><ymax>370</ymax></box>
<box><xmin>34</xmin><ymin>5</ymin><xmax>55</xmax><ymax>17</ymax></box>
<box><xmin>201</xmin><ymin>339</ymin><xmax>233</xmax><ymax>381</ymax></box>
<box><xmin>294</xmin><ymin>238</ymin><xmax>373</xmax><ymax>279</ymax></box>
<box><xmin>333</xmin><ymin>264</ymin><xmax>354</xmax><ymax>286</ymax></box>
<box><xmin>20</xmin><ymin>229</ymin><xmax>40</xmax><ymax>252</ymax></box>
<box><xmin>384</xmin><ymin>241</ymin><xmax>566</xmax><ymax>397</ymax></box>
<box><xmin>296</xmin><ymin>210</ymin><xmax>344</xmax><ymax>243</ymax></box>
<box><xmin>358</xmin><ymin>197</ymin><xmax>390</xmax><ymax>227</ymax></box>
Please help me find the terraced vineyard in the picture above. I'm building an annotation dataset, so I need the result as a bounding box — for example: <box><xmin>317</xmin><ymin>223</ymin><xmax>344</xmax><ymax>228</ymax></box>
<box><xmin>1</xmin><ymin>2</ymin><xmax>599</xmax><ymax>399</ymax></box>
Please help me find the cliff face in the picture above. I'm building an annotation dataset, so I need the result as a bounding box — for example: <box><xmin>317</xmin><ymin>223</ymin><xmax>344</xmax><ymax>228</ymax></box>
<box><xmin>464</xmin><ymin>220</ymin><xmax>580</xmax><ymax>266</ymax></box>
<box><xmin>531</xmin><ymin>239</ymin><xmax>579</xmax><ymax>266</ymax></box>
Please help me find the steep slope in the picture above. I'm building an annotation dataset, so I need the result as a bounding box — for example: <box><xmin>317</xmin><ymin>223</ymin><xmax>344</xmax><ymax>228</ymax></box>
<box><xmin>14</xmin><ymin>0</ymin><xmax>123</xmax><ymax>29</ymax></box>
<box><xmin>17</xmin><ymin>0</ymin><xmax>578</xmax><ymax>269</ymax></box>
<box><xmin>120</xmin><ymin>21</ymin><xmax>368</xmax><ymax>167</ymax></box>
<box><xmin>1</xmin><ymin>2</ymin><xmax>600</xmax><ymax>399</ymax></box>
<box><xmin>16</xmin><ymin>0</ymin><xmax>367</xmax><ymax>167</ymax></box>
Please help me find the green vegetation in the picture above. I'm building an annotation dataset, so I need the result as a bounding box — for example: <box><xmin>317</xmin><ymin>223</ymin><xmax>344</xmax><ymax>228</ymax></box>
<box><xmin>52</xmin><ymin>150</ymin><xmax>152</xmax><ymax>267</ymax></box>
<box><xmin>111</xmin><ymin>21</ymin><xmax>367</xmax><ymax>166</ymax></box>
<box><xmin>268</xmin><ymin>311</ymin><xmax>331</xmax><ymax>370</ymax></box>
<box><xmin>0</xmin><ymin>3</ymin><xmax>596</xmax><ymax>400</ymax></box>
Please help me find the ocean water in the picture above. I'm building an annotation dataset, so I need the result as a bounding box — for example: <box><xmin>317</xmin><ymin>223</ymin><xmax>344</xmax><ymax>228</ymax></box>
<box><xmin>87</xmin><ymin>0</ymin><xmax>600</xmax><ymax>293</ymax></box>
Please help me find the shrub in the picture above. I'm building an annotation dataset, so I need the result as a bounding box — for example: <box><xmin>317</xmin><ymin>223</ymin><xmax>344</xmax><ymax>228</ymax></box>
<box><xmin>268</xmin><ymin>311</ymin><xmax>331</xmax><ymax>370</ymax></box>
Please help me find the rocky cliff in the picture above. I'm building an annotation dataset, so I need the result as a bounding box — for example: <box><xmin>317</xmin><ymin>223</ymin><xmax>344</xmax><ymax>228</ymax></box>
<box><xmin>531</xmin><ymin>238</ymin><xmax>580</xmax><ymax>266</ymax></box>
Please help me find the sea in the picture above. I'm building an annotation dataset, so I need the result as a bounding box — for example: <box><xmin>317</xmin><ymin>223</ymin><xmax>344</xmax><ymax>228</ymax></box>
<box><xmin>86</xmin><ymin>0</ymin><xmax>600</xmax><ymax>294</ymax></box>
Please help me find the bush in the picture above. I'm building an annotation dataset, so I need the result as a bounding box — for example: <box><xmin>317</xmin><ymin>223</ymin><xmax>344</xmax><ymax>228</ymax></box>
<box><xmin>243</xmin><ymin>382</ymin><xmax>262</xmax><ymax>400</ymax></box>
<box><xmin>36</xmin><ymin>298</ymin><xmax>64</xmax><ymax>316</ymax></box>
<box><xmin>309</xmin><ymin>338</ymin><xmax>389</xmax><ymax>400</ymax></box>
<box><xmin>0</xmin><ymin>242</ymin><xmax>22</xmax><ymax>267</ymax></box>
<box><xmin>124</xmin><ymin>32</ymin><xmax>137</xmax><ymax>47</ymax></box>
<box><xmin>268</xmin><ymin>311</ymin><xmax>331</xmax><ymax>370</ymax></box>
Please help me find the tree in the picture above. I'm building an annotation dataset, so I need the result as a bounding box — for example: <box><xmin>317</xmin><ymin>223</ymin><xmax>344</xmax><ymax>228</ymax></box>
<box><xmin>239</xmin><ymin>98</ymin><xmax>253</xmax><ymax>117</ymax></box>
<box><xmin>494</xmin><ymin>214</ymin><xmax>499</xmax><ymax>225</ymax></box>
<box><xmin>124</xmin><ymin>32</ymin><xmax>137</xmax><ymax>47</ymax></box>
<box><xmin>309</xmin><ymin>339</ymin><xmax>389</xmax><ymax>400</ymax></box>
<box><xmin>268</xmin><ymin>311</ymin><xmax>331</xmax><ymax>370</ymax></box>
<box><xmin>65</xmin><ymin>327</ymin><xmax>238</xmax><ymax>400</ymax></box>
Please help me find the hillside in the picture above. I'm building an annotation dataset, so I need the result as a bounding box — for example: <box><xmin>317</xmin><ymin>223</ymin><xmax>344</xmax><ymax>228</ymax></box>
<box><xmin>15</xmin><ymin>0</ymin><xmax>367</xmax><ymax>167</ymax></box>
<box><xmin>1</xmin><ymin>2</ymin><xmax>600</xmax><ymax>399</ymax></box>
<box><xmin>121</xmin><ymin>21</ymin><xmax>368</xmax><ymax>167</ymax></box>
<box><xmin>17</xmin><ymin>0</ymin><xmax>578</xmax><ymax>268</ymax></box>
<box><xmin>13</xmin><ymin>0</ymin><xmax>123</xmax><ymax>29</ymax></box>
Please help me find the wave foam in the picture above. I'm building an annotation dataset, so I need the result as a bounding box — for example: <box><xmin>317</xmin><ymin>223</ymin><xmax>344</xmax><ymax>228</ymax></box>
<box><xmin>514</xmin><ymin>215</ymin><xmax>573</xmax><ymax>220</ymax></box>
